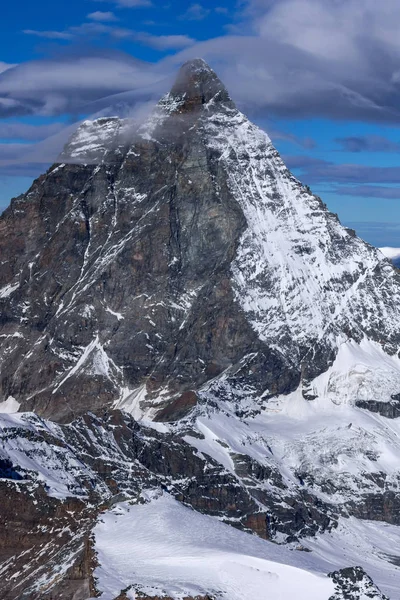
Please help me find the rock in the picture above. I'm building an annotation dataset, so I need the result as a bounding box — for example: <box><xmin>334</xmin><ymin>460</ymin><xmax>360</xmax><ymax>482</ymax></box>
<box><xmin>1</xmin><ymin>60</ymin><xmax>400</xmax><ymax>423</ymax></box>
<box><xmin>1</xmin><ymin>59</ymin><xmax>400</xmax><ymax>599</ymax></box>
<box><xmin>355</xmin><ymin>399</ymin><xmax>400</xmax><ymax>419</ymax></box>
<box><xmin>329</xmin><ymin>566</ymin><xmax>389</xmax><ymax>599</ymax></box>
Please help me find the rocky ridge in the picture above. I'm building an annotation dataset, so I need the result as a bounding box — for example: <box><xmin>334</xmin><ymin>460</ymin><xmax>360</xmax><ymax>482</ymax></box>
<box><xmin>2</xmin><ymin>60</ymin><xmax>400</xmax><ymax>421</ymax></box>
<box><xmin>0</xmin><ymin>59</ymin><xmax>400</xmax><ymax>598</ymax></box>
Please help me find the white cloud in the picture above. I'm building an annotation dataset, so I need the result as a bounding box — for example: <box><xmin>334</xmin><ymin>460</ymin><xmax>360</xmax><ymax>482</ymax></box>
<box><xmin>0</xmin><ymin>55</ymin><xmax>165</xmax><ymax>117</ymax></box>
<box><xmin>94</xmin><ymin>0</ymin><xmax>152</xmax><ymax>6</ymax></box>
<box><xmin>161</xmin><ymin>0</ymin><xmax>400</xmax><ymax>122</ymax></box>
<box><xmin>8</xmin><ymin>0</ymin><xmax>400</xmax><ymax>125</ymax></box>
<box><xmin>88</xmin><ymin>11</ymin><xmax>119</xmax><ymax>22</ymax></box>
<box><xmin>0</xmin><ymin>62</ymin><xmax>16</xmax><ymax>74</ymax></box>
<box><xmin>180</xmin><ymin>4</ymin><xmax>210</xmax><ymax>21</ymax></box>
<box><xmin>0</xmin><ymin>122</ymin><xmax>65</xmax><ymax>141</ymax></box>
<box><xmin>23</xmin><ymin>29</ymin><xmax>73</xmax><ymax>40</ymax></box>
<box><xmin>136</xmin><ymin>33</ymin><xmax>195</xmax><ymax>50</ymax></box>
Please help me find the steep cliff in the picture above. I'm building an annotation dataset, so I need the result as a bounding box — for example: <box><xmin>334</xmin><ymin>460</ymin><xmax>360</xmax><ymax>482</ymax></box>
<box><xmin>1</xmin><ymin>59</ymin><xmax>400</xmax><ymax>599</ymax></box>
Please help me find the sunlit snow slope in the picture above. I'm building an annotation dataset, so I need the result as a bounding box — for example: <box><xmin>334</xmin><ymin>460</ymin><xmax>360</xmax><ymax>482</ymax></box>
<box><xmin>1</xmin><ymin>59</ymin><xmax>400</xmax><ymax>599</ymax></box>
<box><xmin>92</xmin><ymin>492</ymin><xmax>335</xmax><ymax>600</ymax></box>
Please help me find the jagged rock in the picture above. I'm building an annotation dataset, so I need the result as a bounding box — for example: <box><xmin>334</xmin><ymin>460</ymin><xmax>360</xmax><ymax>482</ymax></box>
<box><xmin>355</xmin><ymin>399</ymin><xmax>400</xmax><ymax>419</ymax></box>
<box><xmin>1</xmin><ymin>59</ymin><xmax>400</xmax><ymax>599</ymax></box>
<box><xmin>114</xmin><ymin>591</ymin><xmax>214</xmax><ymax>600</ymax></box>
<box><xmin>2</xmin><ymin>60</ymin><xmax>400</xmax><ymax>422</ymax></box>
<box><xmin>0</xmin><ymin>481</ymin><xmax>95</xmax><ymax>599</ymax></box>
<box><xmin>329</xmin><ymin>566</ymin><xmax>389</xmax><ymax>599</ymax></box>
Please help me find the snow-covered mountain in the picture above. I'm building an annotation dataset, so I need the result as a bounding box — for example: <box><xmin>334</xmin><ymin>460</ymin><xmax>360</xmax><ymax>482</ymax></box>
<box><xmin>1</xmin><ymin>59</ymin><xmax>400</xmax><ymax>599</ymax></box>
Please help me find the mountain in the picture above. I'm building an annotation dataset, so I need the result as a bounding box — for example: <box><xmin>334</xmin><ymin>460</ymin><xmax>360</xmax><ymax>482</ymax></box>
<box><xmin>1</xmin><ymin>59</ymin><xmax>400</xmax><ymax>599</ymax></box>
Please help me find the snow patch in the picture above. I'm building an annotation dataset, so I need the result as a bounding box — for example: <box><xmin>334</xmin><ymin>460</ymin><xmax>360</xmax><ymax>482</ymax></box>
<box><xmin>0</xmin><ymin>282</ymin><xmax>19</xmax><ymax>299</ymax></box>
<box><xmin>93</xmin><ymin>492</ymin><xmax>334</xmax><ymax>600</ymax></box>
<box><xmin>0</xmin><ymin>396</ymin><xmax>20</xmax><ymax>413</ymax></box>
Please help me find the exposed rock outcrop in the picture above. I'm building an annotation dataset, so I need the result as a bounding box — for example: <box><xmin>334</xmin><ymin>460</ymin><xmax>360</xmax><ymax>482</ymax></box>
<box><xmin>2</xmin><ymin>60</ymin><xmax>400</xmax><ymax>423</ymax></box>
<box><xmin>0</xmin><ymin>59</ymin><xmax>399</xmax><ymax>599</ymax></box>
<box><xmin>329</xmin><ymin>567</ymin><xmax>389</xmax><ymax>600</ymax></box>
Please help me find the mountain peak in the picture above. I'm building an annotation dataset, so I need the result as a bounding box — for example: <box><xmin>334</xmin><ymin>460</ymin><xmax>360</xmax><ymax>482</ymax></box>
<box><xmin>179</xmin><ymin>58</ymin><xmax>215</xmax><ymax>76</ymax></box>
<box><xmin>168</xmin><ymin>57</ymin><xmax>234</xmax><ymax>111</ymax></box>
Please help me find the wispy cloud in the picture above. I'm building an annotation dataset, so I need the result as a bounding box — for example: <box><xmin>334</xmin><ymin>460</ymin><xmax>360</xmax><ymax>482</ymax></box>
<box><xmin>23</xmin><ymin>29</ymin><xmax>73</xmax><ymax>40</ymax></box>
<box><xmin>334</xmin><ymin>185</ymin><xmax>400</xmax><ymax>200</ymax></box>
<box><xmin>180</xmin><ymin>4</ymin><xmax>210</xmax><ymax>21</ymax></box>
<box><xmin>345</xmin><ymin>221</ymin><xmax>400</xmax><ymax>247</ymax></box>
<box><xmin>135</xmin><ymin>33</ymin><xmax>195</xmax><ymax>50</ymax></box>
<box><xmin>268</xmin><ymin>127</ymin><xmax>316</xmax><ymax>149</ymax></box>
<box><xmin>22</xmin><ymin>20</ymin><xmax>195</xmax><ymax>52</ymax></box>
<box><xmin>0</xmin><ymin>53</ymin><xmax>166</xmax><ymax>117</ymax></box>
<box><xmin>335</xmin><ymin>135</ymin><xmax>400</xmax><ymax>153</ymax></box>
<box><xmin>88</xmin><ymin>11</ymin><xmax>119</xmax><ymax>22</ymax></box>
<box><xmin>285</xmin><ymin>154</ymin><xmax>400</xmax><ymax>185</ymax></box>
<box><xmin>17</xmin><ymin>0</ymin><xmax>400</xmax><ymax>124</ymax></box>
<box><xmin>0</xmin><ymin>122</ymin><xmax>65</xmax><ymax>141</ymax></box>
<box><xmin>93</xmin><ymin>0</ymin><xmax>152</xmax><ymax>7</ymax></box>
<box><xmin>163</xmin><ymin>0</ymin><xmax>400</xmax><ymax>123</ymax></box>
<box><xmin>0</xmin><ymin>62</ymin><xmax>16</xmax><ymax>74</ymax></box>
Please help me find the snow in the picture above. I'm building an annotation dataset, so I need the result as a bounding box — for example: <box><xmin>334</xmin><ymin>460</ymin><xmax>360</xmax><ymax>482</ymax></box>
<box><xmin>92</xmin><ymin>491</ymin><xmax>335</xmax><ymax>600</ymax></box>
<box><xmin>306</xmin><ymin>517</ymin><xmax>400</xmax><ymax>598</ymax></box>
<box><xmin>379</xmin><ymin>247</ymin><xmax>400</xmax><ymax>260</ymax></box>
<box><xmin>205</xmin><ymin>101</ymin><xmax>400</xmax><ymax>377</ymax></box>
<box><xmin>61</xmin><ymin>117</ymin><xmax>132</xmax><ymax>164</ymax></box>
<box><xmin>0</xmin><ymin>396</ymin><xmax>20</xmax><ymax>413</ymax></box>
<box><xmin>293</xmin><ymin>337</ymin><xmax>400</xmax><ymax>406</ymax></box>
<box><xmin>105</xmin><ymin>306</ymin><xmax>124</xmax><ymax>320</ymax></box>
<box><xmin>115</xmin><ymin>385</ymin><xmax>148</xmax><ymax>421</ymax></box>
<box><xmin>0</xmin><ymin>282</ymin><xmax>19</xmax><ymax>299</ymax></box>
<box><xmin>0</xmin><ymin>413</ymin><xmax>92</xmax><ymax>499</ymax></box>
<box><xmin>52</xmin><ymin>335</ymin><xmax>121</xmax><ymax>392</ymax></box>
<box><xmin>182</xmin><ymin>343</ymin><xmax>400</xmax><ymax>515</ymax></box>
<box><xmin>3</xmin><ymin>67</ymin><xmax>400</xmax><ymax>598</ymax></box>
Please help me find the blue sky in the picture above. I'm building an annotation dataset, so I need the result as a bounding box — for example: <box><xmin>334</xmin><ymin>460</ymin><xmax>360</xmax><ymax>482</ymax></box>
<box><xmin>1</xmin><ymin>0</ymin><xmax>400</xmax><ymax>246</ymax></box>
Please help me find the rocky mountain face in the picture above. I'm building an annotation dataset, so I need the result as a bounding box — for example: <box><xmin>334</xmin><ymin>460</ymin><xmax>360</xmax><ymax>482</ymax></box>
<box><xmin>3</xmin><ymin>59</ymin><xmax>400</xmax><ymax>423</ymax></box>
<box><xmin>1</xmin><ymin>59</ymin><xmax>400</xmax><ymax>599</ymax></box>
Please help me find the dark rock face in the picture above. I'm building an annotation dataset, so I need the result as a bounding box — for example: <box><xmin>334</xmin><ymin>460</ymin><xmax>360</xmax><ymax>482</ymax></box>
<box><xmin>0</xmin><ymin>60</ymin><xmax>296</xmax><ymax>422</ymax></box>
<box><xmin>0</xmin><ymin>408</ymin><xmax>337</xmax><ymax>598</ymax></box>
<box><xmin>0</xmin><ymin>410</ymin><xmax>333</xmax><ymax>541</ymax></box>
<box><xmin>355</xmin><ymin>399</ymin><xmax>400</xmax><ymax>418</ymax></box>
<box><xmin>329</xmin><ymin>567</ymin><xmax>389</xmax><ymax>599</ymax></box>
<box><xmin>0</xmin><ymin>481</ymin><xmax>95</xmax><ymax>600</ymax></box>
<box><xmin>2</xmin><ymin>60</ymin><xmax>399</xmax><ymax>422</ymax></box>
<box><xmin>0</xmin><ymin>59</ymin><xmax>399</xmax><ymax>599</ymax></box>
<box><xmin>115</xmin><ymin>592</ymin><xmax>214</xmax><ymax>600</ymax></box>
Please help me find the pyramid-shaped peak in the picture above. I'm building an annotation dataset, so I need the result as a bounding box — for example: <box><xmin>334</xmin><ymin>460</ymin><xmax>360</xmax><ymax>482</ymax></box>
<box><xmin>181</xmin><ymin>58</ymin><xmax>214</xmax><ymax>72</ymax></box>
<box><xmin>169</xmin><ymin>58</ymin><xmax>234</xmax><ymax>110</ymax></box>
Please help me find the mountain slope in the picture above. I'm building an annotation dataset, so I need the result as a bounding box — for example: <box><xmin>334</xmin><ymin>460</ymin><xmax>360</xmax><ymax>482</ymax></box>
<box><xmin>1</xmin><ymin>59</ymin><xmax>400</xmax><ymax>599</ymax></box>
<box><xmin>1</xmin><ymin>59</ymin><xmax>400</xmax><ymax>422</ymax></box>
<box><xmin>0</xmin><ymin>407</ymin><xmax>398</xmax><ymax>598</ymax></box>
